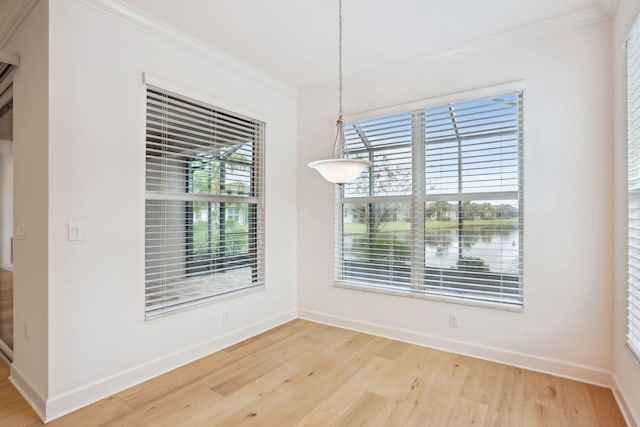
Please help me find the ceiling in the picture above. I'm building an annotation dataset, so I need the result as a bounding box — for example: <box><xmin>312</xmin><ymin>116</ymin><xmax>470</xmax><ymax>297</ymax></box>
<box><xmin>120</xmin><ymin>0</ymin><xmax>615</xmax><ymax>89</ymax></box>
<box><xmin>0</xmin><ymin>0</ymin><xmax>617</xmax><ymax>90</ymax></box>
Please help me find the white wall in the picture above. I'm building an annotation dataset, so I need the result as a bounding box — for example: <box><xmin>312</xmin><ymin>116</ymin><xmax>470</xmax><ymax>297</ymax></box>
<box><xmin>45</xmin><ymin>0</ymin><xmax>297</xmax><ymax>421</ymax></box>
<box><xmin>612</xmin><ymin>0</ymin><xmax>640</xmax><ymax>424</ymax></box>
<box><xmin>0</xmin><ymin>140</ymin><xmax>13</xmax><ymax>270</ymax></box>
<box><xmin>3</xmin><ymin>0</ymin><xmax>50</xmax><ymax>417</ymax></box>
<box><xmin>6</xmin><ymin>0</ymin><xmax>636</xmax><ymax>423</ymax></box>
<box><xmin>298</xmin><ymin>20</ymin><xmax>615</xmax><ymax>385</ymax></box>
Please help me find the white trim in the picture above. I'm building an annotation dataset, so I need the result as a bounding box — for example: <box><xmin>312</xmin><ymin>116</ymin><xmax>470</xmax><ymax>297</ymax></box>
<box><xmin>612</xmin><ymin>373</ymin><xmax>640</xmax><ymax>427</ymax></box>
<box><xmin>44</xmin><ymin>309</ymin><xmax>297</xmax><ymax>423</ymax></box>
<box><xmin>0</xmin><ymin>51</ymin><xmax>19</xmax><ymax>66</ymax></box>
<box><xmin>9</xmin><ymin>365</ymin><xmax>46</xmax><ymax>422</ymax></box>
<box><xmin>81</xmin><ymin>0</ymin><xmax>296</xmax><ymax>100</ymax></box>
<box><xmin>145</xmin><ymin>285</ymin><xmax>266</xmax><ymax>320</ymax></box>
<box><xmin>334</xmin><ymin>282</ymin><xmax>524</xmax><ymax>313</ymax></box>
<box><xmin>309</xmin><ymin>4</ymin><xmax>608</xmax><ymax>95</ymax></box>
<box><xmin>81</xmin><ymin>1</ymin><xmax>606</xmax><ymax>96</ymax></box>
<box><xmin>444</xmin><ymin>4</ymin><xmax>609</xmax><ymax>57</ymax></box>
<box><xmin>298</xmin><ymin>308</ymin><xmax>613</xmax><ymax>387</ymax></box>
<box><xmin>143</xmin><ymin>72</ymin><xmax>269</xmax><ymax>124</ymax></box>
<box><xmin>344</xmin><ymin>80</ymin><xmax>527</xmax><ymax>123</ymax></box>
<box><xmin>597</xmin><ymin>0</ymin><xmax>620</xmax><ymax>18</ymax></box>
<box><xmin>0</xmin><ymin>0</ymin><xmax>38</xmax><ymax>49</ymax></box>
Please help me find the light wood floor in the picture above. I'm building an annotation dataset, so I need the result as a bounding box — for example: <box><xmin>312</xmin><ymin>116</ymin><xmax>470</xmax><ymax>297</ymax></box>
<box><xmin>0</xmin><ymin>319</ymin><xmax>627</xmax><ymax>426</ymax></box>
<box><xmin>0</xmin><ymin>268</ymin><xmax>12</xmax><ymax>351</ymax></box>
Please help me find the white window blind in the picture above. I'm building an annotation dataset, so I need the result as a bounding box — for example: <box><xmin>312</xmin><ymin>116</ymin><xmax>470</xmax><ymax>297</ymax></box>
<box><xmin>145</xmin><ymin>86</ymin><xmax>265</xmax><ymax>317</ymax></box>
<box><xmin>0</xmin><ymin>62</ymin><xmax>15</xmax><ymax>109</ymax></box>
<box><xmin>338</xmin><ymin>90</ymin><xmax>523</xmax><ymax>306</ymax></box>
<box><xmin>627</xmin><ymin>15</ymin><xmax>640</xmax><ymax>361</ymax></box>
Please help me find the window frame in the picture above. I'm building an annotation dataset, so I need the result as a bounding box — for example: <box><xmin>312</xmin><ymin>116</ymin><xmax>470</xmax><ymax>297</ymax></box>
<box><xmin>626</xmin><ymin>15</ymin><xmax>640</xmax><ymax>363</ymax></box>
<box><xmin>144</xmin><ymin>80</ymin><xmax>265</xmax><ymax>319</ymax></box>
<box><xmin>335</xmin><ymin>82</ymin><xmax>525</xmax><ymax>310</ymax></box>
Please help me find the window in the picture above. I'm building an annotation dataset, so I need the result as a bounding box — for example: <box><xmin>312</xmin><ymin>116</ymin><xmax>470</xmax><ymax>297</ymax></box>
<box><xmin>337</xmin><ymin>89</ymin><xmax>523</xmax><ymax>307</ymax></box>
<box><xmin>145</xmin><ymin>86</ymin><xmax>264</xmax><ymax>317</ymax></box>
<box><xmin>627</xmin><ymin>16</ymin><xmax>640</xmax><ymax>361</ymax></box>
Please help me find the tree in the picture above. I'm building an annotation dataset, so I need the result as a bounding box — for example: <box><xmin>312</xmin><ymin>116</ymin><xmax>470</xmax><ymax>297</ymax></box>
<box><xmin>426</xmin><ymin>201</ymin><xmax>454</xmax><ymax>220</ymax></box>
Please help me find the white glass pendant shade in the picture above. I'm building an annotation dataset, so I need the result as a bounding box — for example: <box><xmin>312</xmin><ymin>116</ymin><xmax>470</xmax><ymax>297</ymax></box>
<box><xmin>308</xmin><ymin>158</ymin><xmax>372</xmax><ymax>184</ymax></box>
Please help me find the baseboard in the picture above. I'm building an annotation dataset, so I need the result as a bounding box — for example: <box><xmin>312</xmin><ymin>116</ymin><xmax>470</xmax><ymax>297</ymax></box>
<box><xmin>0</xmin><ymin>338</ymin><xmax>13</xmax><ymax>362</ymax></box>
<box><xmin>298</xmin><ymin>308</ymin><xmax>612</xmax><ymax>387</ymax></box>
<box><xmin>44</xmin><ymin>309</ymin><xmax>297</xmax><ymax>422</ymax></box>
<box><xmin>612</xmin><ymin>373</ymin><xmax>640</xmax><ymax>427</ymax></box>
<box><xmin>9</xmin><ymin>365</ymin><xmax>46</xmax><ymax>422</ymax></box>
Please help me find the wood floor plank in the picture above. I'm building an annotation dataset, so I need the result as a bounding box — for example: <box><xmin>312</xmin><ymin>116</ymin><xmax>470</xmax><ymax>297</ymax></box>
<box><xmin>292</xmin><ymin>408</ymin><xmax>341</xmax><ymax>427</ymax></box>
<box><xmin>587</xmin><ymin>384</ymin><xmax>627</xmax><ymax>427</ymax></box>
<box><xmin>0</xmin><ymin>408</ymin><xmax>41</xmax><ymax>427</ymax></box>
<box><xmin>410</xmin><ymin>353</ymin><xmax>473</xmax><ymax>426</ymax></box>
<box><xmin>181</xmin><ymin>351</ymin><xmax>321</xmax><ymax>426</ymax></box>
<box><xmin>337</xmin><ymin>391</ymin><xmax>394</xmax><ymax>426</ymax></box>
<box><xmin>177</xmin><ymin>324</ymin><xmax>362</xmax><ymax>426</ymax></box>
<box><xmin>555</xmin><ymin>378</ymin><xmax>600</xmax><ymax>427</ymax></box>
<box><xmin>461</xmin><ymin>359</ymin><xmax>520</xmax><ymax>427</ymax></box>
<box><xmin>49</xmin><ymin>401</ymin><xmax>133</xmax><ymax>427</ymax></box>
<box><xmin>211</xmin><ymin>334</ymin><xmax>391</xmax><ymax>426</ymax></box>
<box><xmin>0</xmin><ymin>320</ymin><xmax>628</xmax><ymax>427</ymax></box>
<box><xmin>524</xmin><ymin>370</ymin><xmax>562</xmax><ymax>409</ymax></box>
<box><xmin>314</xmin><ymin>355</ymin><xmax>396</xmax><ymax>416</ymax></box>
<box><xmin>368</xmin><ymin>344</ymin><xmax>438</xmax><ymax>400</ymax></box>
<box><xmin>107</xmin><ymin>386</ymin><xmax>225</xmax><ymax>426</ymax></box>
<box><xmin>123</xmin><ymin>323</ymin><xmax>315</xmax><ymax>408</ymax></box>
<box><xmin>522</xmin><ymin>402</ymin><xmax>564</xmax><ymax>427</ymax></box>
<box><xmin>445</xmin><ymin>397</ymin><xmax>489</xmax><ymax>426</ymax></box>
<box><xmin>377</xmin><ymin>340</ymin><xmax>410</xmax><ymax>361</ymax></box>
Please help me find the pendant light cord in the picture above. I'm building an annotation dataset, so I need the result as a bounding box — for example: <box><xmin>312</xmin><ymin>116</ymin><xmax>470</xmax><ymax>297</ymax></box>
<box><xmin>338</xmin><ymin>0</ymin><xmax>343</xmax><ymax>120</ymax></box>
<box><xmin>308</xmin><ymin>0</ymin><xmax>372</xmax><ymax>183</ymax></box>
<box><xmin>334</xmin><ymin>0</ymin><xmax>347</xmax><ymax>159</ymax></box>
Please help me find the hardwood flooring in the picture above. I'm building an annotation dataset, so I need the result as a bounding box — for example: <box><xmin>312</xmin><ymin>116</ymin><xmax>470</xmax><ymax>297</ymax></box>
<box><xmin>0</xmin><ymin>268</ymin><xmax>12</xmax><ymax>351</ymax></box>
<box><xmin>0</xmin><ymin>319</ymin><xmax>627</xmax><ymax>426</ymax></box>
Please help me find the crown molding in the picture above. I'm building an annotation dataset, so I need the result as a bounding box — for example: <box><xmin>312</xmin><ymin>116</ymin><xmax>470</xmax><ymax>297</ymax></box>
<box><xmin>80</xmin><ymin>0</ymin><xmax>298</xmax><ymax>100</ymax></box>
<box><xmin>300</xmin><ymin>3</ymin><xmax>612</xmax><ymax>92</ymax></box>
<box><xmin>0</xmin><ymin>0</ymin><xmax>39</xmax><ymax>49</ymax></box>
<box><xmin>82</xmin><ymin>0</ymin><xmax>610</xmax><ymax>95</ymax></box>
<box><xmin>416</xmin><ymin>3</ymin><xmax>610</xmax><ymax>64</ymax></box>
<box><xmin>326</xmin><ymin>3</ymin><xmax>611</xmax><ymax>90</ymax></box>
<box><xmin>597</xmin><ymin>0</ymin><xmax>620</xmax><ymax>18</ymax></box>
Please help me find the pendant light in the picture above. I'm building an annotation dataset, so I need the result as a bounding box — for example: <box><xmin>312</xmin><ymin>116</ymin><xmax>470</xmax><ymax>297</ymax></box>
<box><xmin>308</xmin><ymin>0</ymin><xmax>372</xmax><ymax>184</ymax></box>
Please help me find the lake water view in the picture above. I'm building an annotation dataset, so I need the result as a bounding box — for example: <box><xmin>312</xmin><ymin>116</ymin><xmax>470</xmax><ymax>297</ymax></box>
<box><xmin>425</xmin><ymin>224</ymin><xmax>519</xmax><ymax>274</ymax></box>
<box><xmin>343</xmin><ymin>219</ymin><xmax>519</xmax><ymax>275</ymax></box>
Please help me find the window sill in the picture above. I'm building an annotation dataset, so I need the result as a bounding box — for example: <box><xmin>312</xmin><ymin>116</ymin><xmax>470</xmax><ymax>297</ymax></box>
<box><xmin>334</xmin><ymin>281</ymin><xmax>523</xmax><ymax>313</ymax></box>
<box><xmin>145</xmin><ymin>284</ymin><xmax>265</xmax><ymax>320</ymax></box>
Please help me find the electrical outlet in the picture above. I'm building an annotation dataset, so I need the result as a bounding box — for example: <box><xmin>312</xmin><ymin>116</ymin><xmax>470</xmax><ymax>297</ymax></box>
<box><xmin>24</xmin><ymin>322</ymin><xmax>29</xmax><ymax>340</ymax></box>
<box><xmin>222</xmin><ymin>310</ymin><xmax>229</xmax><ymax>324</ymax></box>
<box><xmin>449</xmin><ymin>314</ymin><xmax>458</xmax><ymax>328</ymax></box>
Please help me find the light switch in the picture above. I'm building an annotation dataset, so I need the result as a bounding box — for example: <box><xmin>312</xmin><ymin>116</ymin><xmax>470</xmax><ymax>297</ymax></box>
<box><xmin>17</xmin><ymin>223</ymin><xmax>26</xmax><ymax>240</ymax></box>
<box><xmin>68</xmin><ymin>222</ymin><xmax>82</xmax><ymax>241</ymax></box>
